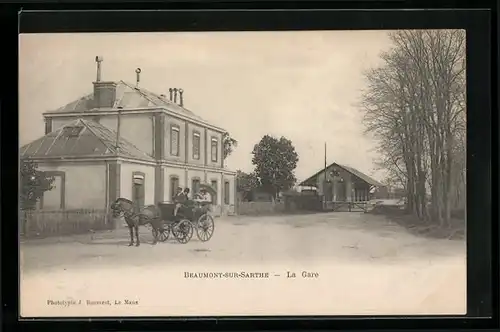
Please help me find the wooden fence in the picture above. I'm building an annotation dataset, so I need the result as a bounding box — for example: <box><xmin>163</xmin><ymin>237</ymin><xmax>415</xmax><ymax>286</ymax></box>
<box><xmin>20</xmin><ymin>209</ymin><xmax>114</xmax><ymax>238</ymax></box>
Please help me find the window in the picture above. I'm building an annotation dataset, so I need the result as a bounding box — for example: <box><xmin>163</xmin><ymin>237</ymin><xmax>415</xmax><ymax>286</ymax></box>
<box><xmin>192</xmin><ymin>178</ymin><xmax>201</xmax><ymax>195</ymax></box>
<box><xmin>62</xmin><ymin>126</ymin><xmax>84</xmax><ymax>137</ymax></box>
<box><xmin>224</xmin><ymin>181</ymin><xmax>230</xmax><ymax>205</ymax></box>
<box><xmin>211</xmin><ymin>137</ymin><xmax>218</xmax><ymax>162</ymax></box>
<box><xmin>170</xmin><ymin>125</ymin><xmax>180</xmax><ymax>156</ymax></box>
<box><xmin>211</xmin><ymin>180</ymin><xmax>218</xmax><ymax>204</ymax></box>
<box><xmin>45</xmin><ymin>119</ymin><xmax>52</xmax><ymax>135</ymax></box>
<box><xmin>192</xmin><ymin>131</ymin><xmax>201</xmax><ymax>160</ymax></box>
<box><xmin>170</xmin><ymin>176</ymin><xmax>179</xmax><ymax>201</ymax></box>
<box><xmin>39</xmin><ymin>171</ymin><xmax>65</xmax><ymax>210</ymax></box>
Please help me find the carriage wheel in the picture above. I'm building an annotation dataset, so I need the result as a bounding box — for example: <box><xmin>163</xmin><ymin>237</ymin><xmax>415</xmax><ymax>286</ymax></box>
<box><xmin>172</xmin><ymin>219</ymin><xmax>194</xmax><ymax>244</ymax></box>
<box><xmin>196</xmin><ymin>214</ymin><xmax>215</xmax><ymax>242</ymax></box>
<box><xmin>158</xmin><ymin>225</ymin><xmax>170</xmax><ymax>242</ymax></box>
<box><xmin>152</xmin><ymin>225</ymin><xmax>170</xmax><ymax>242</ymax></box>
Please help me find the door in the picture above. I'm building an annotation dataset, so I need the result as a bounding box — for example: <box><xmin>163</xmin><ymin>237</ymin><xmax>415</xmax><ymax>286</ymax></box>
<box><xmin>170</xmin><ymin>176</ymin><xmax>179</xmax><ymax>202</ymax></box>
<box><xmin>337</xmin><ymin>181</ymin><xmax>346</xmax><ymax>201</ymax></box>
<box><xmin>192</xmin><ymin>178</ymin><xmax>201</xmax><ymax>196</ymax></box>
<box><xmin>211</xmin><ymin>180</ymin><xmax>218</xmax><ymax>204</ymax></box>
<box><xmin>224</xmin><ymin>181</ymin><xmax>230</xmax><ymax>205</ymax></box>
<box><xmin>323</xmin><ymin>181</ymin><xmax>333</xmax><ymax>202</ymax></box>
<box><xmin>132</xmin><ymin>174</ymin><xmax>145</xmax><ymax>212</ymax></box>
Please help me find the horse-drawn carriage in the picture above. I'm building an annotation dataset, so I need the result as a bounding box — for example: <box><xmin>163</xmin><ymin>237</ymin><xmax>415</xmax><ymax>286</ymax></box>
<box><xmin>152</xmin><ymin>201</ymin><xmax>215</xmax><ymax>244</ymax></box>
<box><xmin>111</xmin><ymin>184</ymin><xmax>216</xmax><ymax>246</ymax></box>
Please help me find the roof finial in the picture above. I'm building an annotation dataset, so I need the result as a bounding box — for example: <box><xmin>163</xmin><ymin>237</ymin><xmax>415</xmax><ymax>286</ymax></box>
<box><xmin>135</xmin><ymin>68</ymin><xmax>141</xmax><ymax>88</ymax></box>
<box><xmin>95</xmin><ymin>56</ymin><xmax>103</xmax><ymax>82</ymax></box>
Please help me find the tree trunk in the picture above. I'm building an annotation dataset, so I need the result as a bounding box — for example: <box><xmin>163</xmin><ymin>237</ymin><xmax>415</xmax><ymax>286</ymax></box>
<box><xmin>443</xmin><ymin>132</ymin><xmax>454</xmax><ymax>227</ymax></box>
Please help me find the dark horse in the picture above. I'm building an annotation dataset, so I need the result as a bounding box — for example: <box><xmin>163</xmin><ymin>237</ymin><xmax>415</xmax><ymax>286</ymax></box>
<box><xmin>110</xmin><ymin>198</ymin><xmax>164</xmax><ymax>246</ymax></box>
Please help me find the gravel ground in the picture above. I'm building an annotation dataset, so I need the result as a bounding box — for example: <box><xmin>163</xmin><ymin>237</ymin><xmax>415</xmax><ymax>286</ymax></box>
<box><xmin>20</xmin><ymin>212</ymin><xmax>466</xmax><ymax>317</ymax></box>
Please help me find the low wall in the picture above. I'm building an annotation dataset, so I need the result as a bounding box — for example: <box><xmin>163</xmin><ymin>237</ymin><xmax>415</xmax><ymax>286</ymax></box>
<box><xmin>209</xmin><ymin>204</ymin><xmax>237</xmax><ymax>217</ymax></box>
<box><xmin>285</xmin><ymin>195</ymin><xmax>323</xmax><ymax>212</ymax></box>
<box><xmin>237</xmin><ymin>201</ymin><xmax>285</xmax><ymax>216</ymax></box>
<box><xmin>20</xmin><ymin>209</ymin><xmax>114</xmax><ymax>238</ymax></box>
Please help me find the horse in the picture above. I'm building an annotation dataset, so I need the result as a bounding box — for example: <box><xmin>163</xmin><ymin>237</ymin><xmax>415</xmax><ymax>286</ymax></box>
<box><xmin>110</xmin><ymin>198</ymin><xmax>164</xmax><ymax>246</ymax></box>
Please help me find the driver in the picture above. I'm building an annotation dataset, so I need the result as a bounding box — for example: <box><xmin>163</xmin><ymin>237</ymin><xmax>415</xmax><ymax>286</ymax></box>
<box><xmin>182</xmin><ymin>188</ymin><xmax>194</xmax><ymax>208</ymax></box>
<box><xmin>173</xmin><ymin>187</ymin><xmax>186</xmax><ymax>218</ymax></box>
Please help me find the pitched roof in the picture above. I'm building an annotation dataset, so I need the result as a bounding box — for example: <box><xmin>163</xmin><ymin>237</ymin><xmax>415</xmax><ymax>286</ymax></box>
<box><xmin>43</xmin><ymin>81</ymin><xmax>208</xmax><ymax>123</ymax></box>
<box><xmin>336</xmin><ymin>163</ymin><xmax>384</xmax><ymax>187</ymax></box>
<box><xmin>299</xmin><ymin>162</ymin><xmax>384</xmax><ymax>187</ymax></box>
<box><xmin>20</xmin><ymin>119</ymin><xmax>155</xmax><ymax>162</ymax></box>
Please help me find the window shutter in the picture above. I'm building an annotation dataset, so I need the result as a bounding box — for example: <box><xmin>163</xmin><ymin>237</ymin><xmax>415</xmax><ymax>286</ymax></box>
<box><xmin>171</xmin><ymin>126</ymin><xmax>180</xmax><ymax>156</ymax></box>
<box><xmin>211</xmin><ymin>138</ymin><xmax>218</xmax><ymax>162</ymax></box>
<box><xmin>193</xmin><ymin>132</ymin><xmax>200</xmax><ymax>159</ymax></box>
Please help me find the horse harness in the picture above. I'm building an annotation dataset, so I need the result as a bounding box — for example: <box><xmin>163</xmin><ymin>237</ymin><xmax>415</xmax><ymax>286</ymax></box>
<box><xmin>123</xmin><ymin>210</ymin><xmax>139</xmax><ymax>223</ymax></box>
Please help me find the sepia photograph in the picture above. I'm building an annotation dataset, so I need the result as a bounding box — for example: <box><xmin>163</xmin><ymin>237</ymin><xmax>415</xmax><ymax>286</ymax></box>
<box><xmin>19</xmin><ymin>30</ymin><xmax>466</xmax><ymax>317</ymax></box>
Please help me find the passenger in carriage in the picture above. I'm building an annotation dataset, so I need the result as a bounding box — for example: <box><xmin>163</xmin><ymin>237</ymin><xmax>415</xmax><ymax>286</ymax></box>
<box><xmin>194</xmin><ymin>188</ymin><xmax>211</xmax><ymax>203</ymax></box>
<box><xmin>194</xmin><ymin>188</ymin><xmax>212</xmax><ymax>212</ymax></box>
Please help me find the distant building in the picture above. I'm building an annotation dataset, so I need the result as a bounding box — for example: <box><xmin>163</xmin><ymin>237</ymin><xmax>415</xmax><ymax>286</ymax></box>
<box><xmin>20</xmin><ymin>57</ymin><xmax>236</xmax><ymax>216</ymax></box>
<box><xmin>299</xmin><ymin>162</ymin><xmax>385</xmax><ymax>204</ymax></box>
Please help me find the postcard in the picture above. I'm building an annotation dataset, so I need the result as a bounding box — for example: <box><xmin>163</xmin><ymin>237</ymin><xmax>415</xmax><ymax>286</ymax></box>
<box><xmin>19</xmin><ymin>30</ymin><xmax>467</xmax><ymax>317</ymax></box>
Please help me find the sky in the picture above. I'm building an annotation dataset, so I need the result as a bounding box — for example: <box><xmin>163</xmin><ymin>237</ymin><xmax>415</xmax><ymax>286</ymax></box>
<box><xmin>19</xmin><ymin>31</ymin><xmax>393</xmax><ymax>183</ymax></box>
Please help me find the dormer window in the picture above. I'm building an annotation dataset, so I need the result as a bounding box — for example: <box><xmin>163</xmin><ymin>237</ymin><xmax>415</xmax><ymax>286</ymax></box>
<box><xmin>62</xmin><ymin>126</ymin><xmax>84</xmax><ymax>137</ymax></box>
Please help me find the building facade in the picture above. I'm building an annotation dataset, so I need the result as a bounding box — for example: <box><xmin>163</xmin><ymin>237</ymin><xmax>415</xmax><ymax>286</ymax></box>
<box><xmin>299</xmin><ymin>162</ymin><xmax>384</xmax><ymax>203</ymax></box>
<box><xmin>21</xmin><ymin>59</ymin><xmax>237</xmax><ymax>216</ymax></box>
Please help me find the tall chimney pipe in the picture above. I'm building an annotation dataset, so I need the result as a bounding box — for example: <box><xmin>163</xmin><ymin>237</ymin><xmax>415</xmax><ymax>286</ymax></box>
<box><xmin>116</xmin><ymin>108</ymin><xmax>122</xmax><ymax>154</ymax></box>
<box><xmin>95</xmin><ymin>56</ymin><xmax>103</xmax><ymax>82</ymax></box>
<box><xmin>135</xmin><ymin>68</ymin><xmax>141</xmax><ymax>88</ymax></box>
<box><xmin>323</xmin><ymin>142</ymin><xmax>327</xmax><ymax>209</ymax></box>
<box><xmin>173</xmin><ymin>88</ymin><xmax>178</xmax><ymax>103</ymax></box>
<box><xmin>169</xmin><ymin>88</ymin><xmax>173</xmax><ymax>101</ymax></box>
<box><xmin>179</xmin><ymin>89</ymin><xmax>184</xmax><ymax>107</ymax></box>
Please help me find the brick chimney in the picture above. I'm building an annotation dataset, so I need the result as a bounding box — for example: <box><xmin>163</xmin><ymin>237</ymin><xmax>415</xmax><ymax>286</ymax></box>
<box><xmin>92</xmin><ymin>56</ymin><xmax>117</xmax><ymax>109</ymax></box>
<box><xmin>179</xmin><ymin>89</ymin><xmax>184</xmax><ymax>107</ymax></box>
<box><xmin>168</xmin><ymin>87</ymin><xmax>184</xmax><ymax>106</ymax></box>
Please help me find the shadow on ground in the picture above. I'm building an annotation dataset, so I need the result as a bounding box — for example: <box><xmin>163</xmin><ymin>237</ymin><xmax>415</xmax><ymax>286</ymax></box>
<box><xmin>368</xmin><ymin>206</ymin><xmax>465</xmax><ymax>240</ymax></box>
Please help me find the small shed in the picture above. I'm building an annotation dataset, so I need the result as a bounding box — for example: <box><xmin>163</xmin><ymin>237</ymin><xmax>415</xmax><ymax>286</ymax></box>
<box><xmin>299</xmin><ymin>162</ymin><xmax>385</xmax><ymax>205</ymax></box>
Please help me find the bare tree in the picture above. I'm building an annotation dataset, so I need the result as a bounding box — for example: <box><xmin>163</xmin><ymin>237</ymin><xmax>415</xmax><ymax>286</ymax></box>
<box><xmin>360</xmin><ymin>30</ymin><xmax>466</xmax><ymax>227</ymax></box>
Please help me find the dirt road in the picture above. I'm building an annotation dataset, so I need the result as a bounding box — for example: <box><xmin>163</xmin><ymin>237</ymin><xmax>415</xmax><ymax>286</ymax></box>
<box><xmin>20</xmin><ymin>212</ymin><xmax>466</xmax><ymax>317</ymax></box>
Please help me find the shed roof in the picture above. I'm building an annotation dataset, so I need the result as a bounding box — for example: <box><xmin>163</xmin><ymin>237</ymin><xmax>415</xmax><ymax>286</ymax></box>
<box><xmin>299</xmin><ymin>162</ymin><xmax>384</xmax><ymax>187</ymax></box>
<box><xmin>20</xmin><ymin>118</ymin><xmax>155</xmax><ymax>162</ymax></box>
<box><xmin>43</xmin><ymin>81</ymin><xmax>209</xmax><ymax>124</ymax></box>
